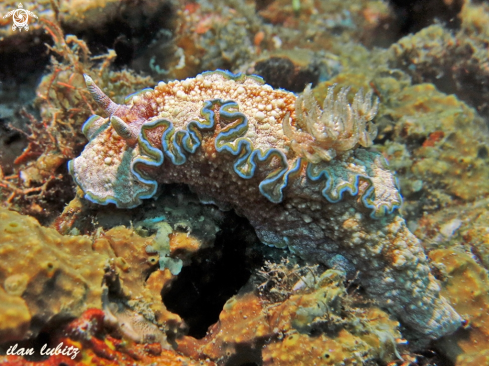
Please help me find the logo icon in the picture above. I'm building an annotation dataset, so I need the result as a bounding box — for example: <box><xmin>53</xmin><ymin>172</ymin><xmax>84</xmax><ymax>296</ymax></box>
<box><xmin>3</xmin><ymin>3</ymin><xmax>38</xmax><ymax>32</ymax></box>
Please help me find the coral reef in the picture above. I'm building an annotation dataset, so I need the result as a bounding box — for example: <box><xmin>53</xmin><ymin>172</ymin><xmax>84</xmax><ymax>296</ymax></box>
<box><xmin>142</xmin><ymin>0</ymin><xmax>393</xmax><ymax>83</ymax></box>
<box><xmin>0</xmin><ymin>207</ymin><xmax>107</xmax><ymax>342</ymax></box>
<box><xmin>412</xmin><ymin>199</ymin><xmax>489</xmax><ymax>254</ymax></box>
<box><xmin>0</xmin><ymin>308</ymin><xmax>215</xmax><ymax>366</ymax></box>
<box><xmin>311</xmin><ymin>65</ymin><xmax>489</xmax><ymax>221</ymax></box>
<box><xmin>3</xmin><ymin>0</ymin><xmax>489</xmax><ymax>364</ymax></box>
<box><xmin>399</xmin><ymin>198</ymin><xmax>489</xmax><ymax>365</ymax></box>
<box><xmin>0</xmin><ymin>205</ymin><xmax>219</xmax><ymax>344</ymax></box>
<box><xmin>70</xmin><ymin>70</ymin><xmax>461</xmax><ymax>338</ymax></box>
<box><xmin>0</xmin><ymin>0</ymin><xmax>176</xmax><ymax>52</ymax></box>
<box><xmin>389</xmin><ymin>0</ymin><xmax>489</xmax><ymax>117</ymax></box>
<box><xmin>178</xmin><ymin>264</ymin><xmax>406</xmax><ymax>365</ymax></box>
<box><xmin>430</xmin><ymin>249</ymin><xmax>489</xmax><ymax>366</ymax></box>
<box><xmin>377</xmin><ymin>83</ymin><xmax>489</xmax><ymax>213</ymax></box>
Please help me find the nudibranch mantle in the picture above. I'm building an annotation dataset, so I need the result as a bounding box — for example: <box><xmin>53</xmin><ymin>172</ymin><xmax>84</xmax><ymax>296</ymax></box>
<box><xmin>70</xmin><ymin>70</ymin><xmax>461</xmax><ymax>339</ymax></box>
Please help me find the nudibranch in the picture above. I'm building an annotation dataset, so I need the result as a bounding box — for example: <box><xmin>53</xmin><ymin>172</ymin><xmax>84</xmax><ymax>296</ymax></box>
<box><xmin>70</xmin><ymin>70</ymin><xmax>461</xmax><ymax>339</ymax></box>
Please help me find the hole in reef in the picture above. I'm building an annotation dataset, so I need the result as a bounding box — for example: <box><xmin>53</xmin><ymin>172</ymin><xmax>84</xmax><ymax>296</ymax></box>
<box><xmin>162</xmin><ymin>210</ymin><xmax>266</xmax><ymax>339</ymax></box>
<box><xmin>254</xmin><ymin>57</ymin><xmax>320</xmax><ymax>93</ymax></box>
<box><xmin>61</xmin><ymin>1</ymin><xmax>177</xmax><ymax>69</ymax></box>
<box><xmin>254</xmin><ymin>0</ymin><xmax>275</xmax><ymax>11</ymax></box>
<box><xmin>477</xmin><ymin>146</ymin><xmax>488</xmax><ymax>159</ymax></box>
<box><xmin>417</xmin><ymin>348</ymin><xmax>456</xmax><ymax>366</ymax></box>
<box><xmin>387</xmin><ymin>0</ymin><xmax>463</xmax><ymax>38</ymax></box>
<box><xmin>224</xmin><ymin>342</ymin><xmax>263</xmax><ymax>366</ymax></box>
<box><xmin>0</xmin><ymin>30</ymin><xmax>52</xmax><ymax>87</ymax></box>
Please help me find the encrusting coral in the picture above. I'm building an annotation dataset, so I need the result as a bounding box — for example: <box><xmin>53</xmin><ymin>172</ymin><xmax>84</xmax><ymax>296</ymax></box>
<box><xmin>69</xmin><ymin>70</ymin><xmax>462</xmax><ymax>338</ymax></box>
<box><xmin>430</xmin><ymin>248</ymin><xmax>489</xmax><ymax>366</ymax></box>
<box><xmin>0</xmin><ymin>308</ymin><xmax>216</xmax><ymax>366</ymax></box>
<box><xmin>0</xmin><ymin>206</ymin><xmax>217</xmax><ymax>345</ymax></box>
<box><xmin>375</xmin><ymin>83</ymin><xmax>489</xmax><ymax>215</ymax></box>
<box><xmin>178</xmin><ymin>263</ymin><xmax>407</xmax><ymax>365</ymax></box>
<box><xmin>0</xmin><ymin>207</ymin><xmax>107</xmax><ymax>342</ymax></box>
<box><xmin>389</xmin><ymin>0</ymin><xmax>489</xmax><ymax>118</ymax></box>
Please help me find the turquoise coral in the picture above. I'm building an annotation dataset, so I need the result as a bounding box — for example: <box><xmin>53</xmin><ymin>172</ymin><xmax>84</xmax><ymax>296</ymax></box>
<box><xmin>69</xmin><ymin>70</ymin><xmax>461</xmax><ymax>338</ymax></box>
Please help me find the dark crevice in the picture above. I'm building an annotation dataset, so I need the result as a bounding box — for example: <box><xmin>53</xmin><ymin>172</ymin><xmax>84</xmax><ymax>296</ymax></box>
<box><xmin>224</xmin><ymin>342</ymin><xmax>263</xmax><ymax>366</ymax></box>
<box><xmin>0</xmin><ymin>1</ymin><xmax>177</xmax><ymax>98</ymax></box>
<box><xmin>255</xmin><ymin>0</ymin><xmax>275</xmax><ymax>12</ymax></box>
<box><xmin>477</xmin><ymin>146</ymin><xmax>488</xmax><ymax>159</ymax></box>
<box><xmin>0</xmin><ymin>30</ymin><xmax>51</xmax><ymax>86</ymax></box>
<box><xmin>254</xmin><ymin>57</ymin><xmax>320</xmax><ymax>92</ymax></box>
<box><xmin>61</xmin><ymin>1</ymin><xmax>177</xmax><ymax>68</ymax></box>
<box><xmin>0</xmin><ymin>119</ymin><xmax>28</xmax><ymax>175</ymax></box>
<box><xmin>388</xmin><ymin>0</ymin><xmax>463</xmax><ymax>38</ymax></box>
<box><xmin>425</xmin><ymin>346</ymin><xmax>457</xmax><ymax>366</ymax></box>
<box><xmin>162</xmin><ymin>211</ymin><xmax>265</xmax><ymax>339</ymax></box>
